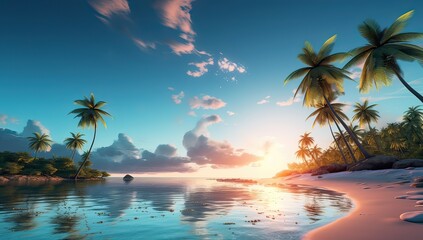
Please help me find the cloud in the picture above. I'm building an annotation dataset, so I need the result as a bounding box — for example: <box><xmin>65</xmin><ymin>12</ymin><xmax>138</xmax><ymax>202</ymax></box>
<box><xmin>21</xmin><ymin>120</ymin><xmax>50</xmax><ymax>138</ymax></box>
<box><xmin>187</xmin><ymin>58</ymin><xmax>214</xmax><ymax>77</ymax></box>
<box><xmin>276</xmin><ymin>90</ymin><xmax>302</xmax><ymax>107</ymax></box>
<box><xmin>190</xmin><ymin>95</ymin><xmax>226</xmax><ymax>110</ymax></box>
<box><xmin>226</xmin><ymin>111</ymin><xmax>235</xmax><ymax>116</ymax></box>
<box><xmin>182</xmin><ymin>115</ymin><xmax>261</xmax><ymax>168</ymax></box>
<box><xmin>0</xmin><ymin>120</ymin><xmax>74</xmax><ymax>158</ymax></box>
<box><xmin>157</xmin><ymin>0</ymin><xmax>197</xmax><ymax>55</ymax></box>
<box><xmin>89</xmin><ymin>0</ymin><xmax>155</xmax><ymax>50</ymax></box>
<box><xmin>172</xmin><ymin>91</ymin><xmax>185</xmax><ymax>104</ymax></box>
<box><xmin>91</xmin><ymin>133</ymin><xmax>195</xmax><ymax>173</ymax></box>
<box><xmin>218</xmin><ymin>58</ymin><xmax>246</xmax><ymax>73</ymax></box>
<box><xmin>257</xmin><ymin>96</ymin><xmax>271</xmax><ymax>105</ymax></box>
<box><xmin>168</xmin><ymin>87</ymin><xmax>175</xmax><ymax>91</ymax></box>
<box><xmin>188</xmin><ymin>111</ymin><xmax>197</xmax><ymax>117</ymax></box>
<box><xmin>0</xmin><ymin>114</ymin><xmax>7</xmax><ymax>125</ymax></box>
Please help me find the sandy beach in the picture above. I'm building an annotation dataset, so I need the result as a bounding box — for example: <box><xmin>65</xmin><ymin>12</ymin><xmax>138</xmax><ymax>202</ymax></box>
<box><xmin>261</xmin><ymin>168</ymin><xmax>423</xmax><ymax>240</ymax></box>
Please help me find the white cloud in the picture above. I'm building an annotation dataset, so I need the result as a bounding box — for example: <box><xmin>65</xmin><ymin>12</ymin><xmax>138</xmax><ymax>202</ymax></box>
<box><xmin>226</xmin><ymin>111</ymin><xmax>235</xmax><ymax>116</ymax></box>
<box><xmin>190</xmin><ymin>95</ymin><xmax>226</xmax><ymax>110</ymax></box>
<box><xmin>172</xmin><ymin>91</ymin><xmax>185</xmax><ymax>104</ymax></box>
<box><xmin>218</xmin><ymin>57</ymin><xmax>246</xmax><ymax>73</ymax></box>
<box><xmin>188</xmin><ymin>111</ymin><xmax>197</xmax><ymax>117</ymax></box>
<box><xmin>168</xmin><ymin>87</ymin><xmax>175</xmax><ymax>91</ymax></box>
<box><xmin>276</xmin><ymin>90</ymin><xmax>302</xmax><ymax>107</ymax></box>
<box><xmin>257</xmin><ymin>96</ymin><xmax>271</xmax><ymax>105</ymax></box>
<box><xmin>0</xmin><ymin>114</ymin><xmax>7</xmax><ymax>125</ymax></box>
<box><xmin>187</xmin><ymin>58</ymin><xmax>214</xmax><ymax>77</ymax></box>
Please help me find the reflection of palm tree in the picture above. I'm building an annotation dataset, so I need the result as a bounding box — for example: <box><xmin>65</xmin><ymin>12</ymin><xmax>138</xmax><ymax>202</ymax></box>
<box><xmin>27</xmin><ymin>132</ymin><xmax>53</xmax><ymax>160</ymax></box>
<box><xmin>64</xmin><ymin>132</ymin><xmax>86</xmax><ymax>163</ymax></box>
<box><xmin>69</xmin><ymin>93</ymin><xmax>111</xmax><ymax>179</ymax></box>
<box><xmin>344</xmin><ymin>10</ymin><xmax>423</xmax><ymax>102</ymax></box>
<box><xmin>285</xmin><ymin>35</ymin><xmax>371</xmax><ymax>158</ymax></box>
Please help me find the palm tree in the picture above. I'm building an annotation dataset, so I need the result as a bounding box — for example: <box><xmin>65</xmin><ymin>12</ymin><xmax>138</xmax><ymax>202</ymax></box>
<box><xmin>285</xmin><ymin>35</ymin><xmax>372</xmax><ymax>158</ymax></box>
<box><xmin>69</xmin><ymin>93</ymin><xmax>111</xmax><ymax>179</ymax></box>
<box><xmin>344</xmin><ymin>10</ymin><xmax>423</xmax><ymax>102</ymax></box>
<box><xmin>27</xmin><ymin>132</ymin><xmax>53</xmax><ymax>160</ymax></box>
<box><xmin>352</xmin><ymin>100</ymin><xmax>380</xmax><ymax>130</ymax></box>
<box><xmin>307</xmin><ymin>99</ymin><xmax>355</xmax><ymax>164</ymax></box>
<box><xmin>402</xmin><ymin>106</ymin><xmax>423</xmax><ymax>143</ymax></box>
<box><xmin>310</xmin><ymin>145</ymin><xmax>322</xmax><ymax>166</ymax></box>
<box><xmin>299</xmin><ymin>132</ymin><xmax>314</xmax><ymax>148</ymax></box>
<box><xmin>64</xmin><ymin>132</ymin><xmax>86</xmax><ymax>163</ymax></box>
<box><xmin>295</xmin><ymin>145</ymin><xmax>310</xmax><ymax>168</ymax></box>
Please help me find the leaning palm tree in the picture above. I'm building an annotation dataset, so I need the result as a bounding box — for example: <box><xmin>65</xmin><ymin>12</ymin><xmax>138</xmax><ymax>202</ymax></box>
<box><xmin>27</xmin><ymin>132</ymin><xmax>53</xmax><ymax>161</ymax></box>
<box><xmin>69</xmin><ymin>93</ymin><xmax>111</xmax><ymax>179</ymax></box>
<box><xmin>64</xmin><ymin>132</ymin><xmax>86</xmax><ymax>163</ymax></box>
<box><xmin>307</xmin><ymin>100</ymin><xmax>353</xmax><ymax>164</ymax></box>
<box><xmin>344</xmin><ymin>10</ymin><xmax>423</xmax><ymax>102</ymax></box>
<box><xmin>352</xmin><ymin>99</ymin><xmax>380</xmax><ymax>129</ymax></box>
<box><xmin>285</xmin><ymin>35</ymin><xmax>372</xmax><ymax>158</ymax></box>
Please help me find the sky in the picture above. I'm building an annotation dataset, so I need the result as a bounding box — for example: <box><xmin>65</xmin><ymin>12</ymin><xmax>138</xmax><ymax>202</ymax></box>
<box><xmin>0</xmin><ymin>0</ymin><xmax>423</xmax><ymax>178</ymax></box>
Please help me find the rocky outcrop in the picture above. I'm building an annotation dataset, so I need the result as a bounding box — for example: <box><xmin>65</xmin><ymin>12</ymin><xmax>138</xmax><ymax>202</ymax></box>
<box><xmin>392</xmin><ymin>159</ymin><xmax>423</xmax><ymax>169</ymax></box>
<box><xmin>311</xmin><ymin>164</ymin><xmax>348</xmax><ymax>176</ymax></box>
<box><xmin>0</xmin><ymin>175</ymin><xmax>63</xmax><ymax>185</ymax></box>
<box><xmin>123</xmin><ymin>174</ymin><xmax>134</xmax><ymax>181</ymax></box>
<box><xmin>348</xmin><ymin>155</ymin><xmax>398</xmax><ymax>171</ymax></box>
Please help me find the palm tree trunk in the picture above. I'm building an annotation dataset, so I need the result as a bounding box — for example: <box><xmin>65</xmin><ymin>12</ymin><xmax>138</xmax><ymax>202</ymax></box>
<box><xmin>331</xmin><ymin>113</ymin><xmax>358</xmax><ymax>163</ymax></box>
<box><xmin>71</xmin><ymin>149</ymin><xmax>76</xmax><ymax>165</ymax></box>
<box><xmin>328</xmin><ymin>120</ymin><xmax>348</xmax><ymax>164</ymax></box>
<box><xmin>74</xmin><ymin>123</ymin><xmax>97</xmax><ymax>179</ymax></box>
<box><xmin>394</xmin><ymin>70</ymin><xmax>423</xmax><ymax>103</ymax></box>
<box><xmin>368</xmin><ymin>123</ymin><xmax>382</xmax><ymax>152</ymax></box>
<box><xmin>319</xmin><ymin>84</ymin><xmax>372</xmax><ymax>159</ymax></box>
<box><xmin>33</xmin><ymin>151</ymin><xmax>38</xmax><ymax>162</ymax></box>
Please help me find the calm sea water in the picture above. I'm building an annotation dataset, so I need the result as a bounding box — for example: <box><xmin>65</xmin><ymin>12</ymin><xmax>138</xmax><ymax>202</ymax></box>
<box><xmin>0</xmin><ymin>178</ymin><xmax>352</xmax><ymax>240</ymax></box>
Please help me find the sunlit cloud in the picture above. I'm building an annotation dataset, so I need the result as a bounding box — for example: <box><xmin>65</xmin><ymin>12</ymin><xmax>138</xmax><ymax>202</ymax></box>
<box><xmin>168</xmin><ymin>86</ymin><xmax>175</xmax><ymax>91</ymax></box>
<box><xmin>188</xmin><ymin>111</ymin><xmax>197</xmax><ymax>117</ymax></box>
<box><xmin>218</xmin><ymin>57</ymin><xmax>246</xmax><ymax>73</ymax></box>
<box><xmin>257</xmin><ymin>96</ymin><xmax>270</xmax><ymax>105</ymax></box>
<box><xmin>88</xmin><ymin>0</ymin><xmax>130</xmax><ymax>22</ymax></box>
<box><xmin>276</xmin><ymin>90</ymin><xmax>302</xmax><ymax>107</ymax></box>
<box><xmin>226</xmin><ymin>111</ymin><xmax>235</xmax><ymax>116</ymax></box>
<box><xmin>183</xmin><ymin>115</ymin><xmax>261</xmax><ymax>168</ymax></box>
<box><xmin>190</xmin><ymin>95</ymin><xmax>226</xmax><ymax>110</ymax></box>
<box><xmin>187</xmin><ymin>58</ymin><xmax>214</xmax><ymax>77</ymax></box>
<box><xmin>172</xmin><ymin>91</ymin><xmax>185</xmax><ymax>104</ymax></box>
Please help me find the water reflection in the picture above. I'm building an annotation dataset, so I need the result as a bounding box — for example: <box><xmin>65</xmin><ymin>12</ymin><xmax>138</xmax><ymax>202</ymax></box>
<box><xmin>0</xmin><ymin>178</ymin><xmax>352</xmax><ymax>239</ymax></box>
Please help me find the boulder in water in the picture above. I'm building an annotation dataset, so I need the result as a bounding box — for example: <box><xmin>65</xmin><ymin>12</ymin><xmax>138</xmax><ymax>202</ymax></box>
<box><xmin>123</xmin><ymin>174</ymin><xmax>134</xmax><ymax>182</ymax></box>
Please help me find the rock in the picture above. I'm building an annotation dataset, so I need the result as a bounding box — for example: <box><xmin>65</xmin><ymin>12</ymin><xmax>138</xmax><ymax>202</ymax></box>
<box><xmin>406</xmin><ymin>167</ymin><xmax>415</xmax><ymax>170</ymax></box>
<box><xmin>410</xmin><ymin>183</ymin><xmax>423</xmax><ymax>188</ymax></box>
<box><xmin>407</xmin><ymin>195</ymin><xmax>423</xmax><ymax>200</ymax></box>
<box><xmin>407</xmin><ymin>190</ymin><xmax>423</xmax><ymax>195</ymax></box>
<box><xmin>395</xmin><ymin>195</ymin><xmax>408</xmax><ymax>199</ymax></box>
<box><xmin>400</xmin><ymin>211</ymin><xmax>423</xmax><ymax>223</ymax></box>
<box><xmin>123</xmin><ymin>174</ymin><xmax>134</xmax><ymax>182</ymax></box>
<box><xmin>392</xmin><ymin>159</ymin><xmax>423</xmax><ymax>169</ymax></box>
<box><xmin>413</xmin><ymin>176</ymin><xmax>423</xmax><ymax>183</ymax></box>
<box><xmin>311</xmin><ymin>164</ymin><xmax>347</xmax><ymax>176</ymax></box>
<box><xmin>348</xmin><ymin>155</ymin><xmax>398</xmax><ymax>171</ymax></box>
<box><xmin>0</xmin><ymin>176</ymin><xmax>9</xmax><ymax>184</ymax></box>
<box><xmin>416</xmin><ymin>200</ymin><xmax>423</xmax><ymax>205</ymax></box>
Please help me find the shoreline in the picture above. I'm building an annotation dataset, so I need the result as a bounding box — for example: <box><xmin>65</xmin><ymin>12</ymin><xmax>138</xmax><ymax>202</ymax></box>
<box><xmin>261</xmin><ymin>168</ymin><xmax>423</xmax><ymax>240</ymax></box>
<box><xmin>0</xmin><ymin>175</ymin><xmax>106</xmax><ymax>185</ymax></box>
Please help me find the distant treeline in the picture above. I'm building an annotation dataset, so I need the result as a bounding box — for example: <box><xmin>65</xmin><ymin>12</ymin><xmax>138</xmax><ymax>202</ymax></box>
<box><xmin>0</xmin><ymin>151</ymin><xmax>109</xmax><ymax>178</ymax></box>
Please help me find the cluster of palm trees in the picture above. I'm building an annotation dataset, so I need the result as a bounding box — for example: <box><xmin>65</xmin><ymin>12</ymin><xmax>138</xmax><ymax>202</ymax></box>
<box><xmin>26</xmin><ymin>93</ymin><xmax>111</xmax><ymax>179</ymax></box>
<box><xmin>285</xmin><ymin>10</ymin><xmax>423</xmax><ymax>171</ymax></box>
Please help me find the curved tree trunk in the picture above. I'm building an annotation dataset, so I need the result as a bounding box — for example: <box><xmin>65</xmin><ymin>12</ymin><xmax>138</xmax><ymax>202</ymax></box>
<box><xmin>328</xmin><ymin>120</ymin><xmax>348</xmax><ymax>164</ymax></box>
<box><xmin>394</xmin><ymin>70</ymin><xmax>423</xmax><ymax>103</ymax></box>
<box><xmin>319</xmin><ymin>82</ymin><xmax>372</xmax><ymax>159</ymax></box>
<box><xmin>331</xmin><ymin>112</ymin><xmax>358</xmax><ymax>163</ymax></box>
<box><xmin>74</xmin><ymin>123</ymin><xmax>97</xmax><ymax>180</ymax></box>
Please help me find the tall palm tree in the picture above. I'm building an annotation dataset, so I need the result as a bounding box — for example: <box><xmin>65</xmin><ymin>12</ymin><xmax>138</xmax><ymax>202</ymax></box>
<box><xmin>352</xmin><ymin>99</ymin><xmax>380</xmax><ymax>129</ymax></box>
<box><xmin>27</xmin><ymin>132</ymin><xmax>53</xmax><ymax>161</ymax></box>
<box><xmin>69</xmin><ymin>93</ymin><xmax>111</xmax><ymax>179</ymax></box>
<box><xmin>64</xmin><ymin>132</ymin><xmax>86</xmax><ymax>163</ymax></box>
<box><xmin>310</xmin><ymin>145</ymin><xmax>322</xmax><ymax>166</ymax></box>
<box><xmin>344</xmin><ymin>10</ymin><xmax>423</xmax><ymax>102</ymax></box>
<box><xmin>402</xmin><ymin>106</ymin><xmax>423</xmax><ymax>142</ymax></box>
<box><xmin>307</xmin><ymin>99</ymin><xmax>355</xmax><ymax>163</ymax></box>
<box><xmin>285</xmin><ymin>35</ymin><xmax>372</xmax><ymax>158</ymax></box>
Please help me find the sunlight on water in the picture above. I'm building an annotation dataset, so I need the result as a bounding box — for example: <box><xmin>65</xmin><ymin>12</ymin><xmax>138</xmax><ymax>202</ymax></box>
<box><xmin>0</xmin><ymin>178</ymin><xmax>352</xmax><ymax>239</ymax></box>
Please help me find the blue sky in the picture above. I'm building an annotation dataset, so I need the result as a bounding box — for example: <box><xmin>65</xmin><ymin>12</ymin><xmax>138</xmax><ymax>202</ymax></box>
<box><xmin>0</xmin><ymin>0</ymin><xmax>422</xmax><ymax>177</ymax></box>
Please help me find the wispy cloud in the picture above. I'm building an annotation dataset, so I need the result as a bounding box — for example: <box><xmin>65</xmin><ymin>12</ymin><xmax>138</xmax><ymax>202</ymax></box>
<box><xmin>188</xmin><ymin>111</ymin><xmax>197</xmax><ymax>117</ymax></box>
<box><xmin>227</xmin><ymin>111</ymin><xmax>235</xmax><ymax>116</ymax></box>
<box><xmin>276</xmin><ymin>90</ymin><xmax>302</xmax><ymax>107</ymax></box>
<box><xmin>257</xmin><ymin>96</ymin><xmax>270</xmax><ymax>105</ymax></box>
<box><xmin>187</xmin><ymin>58</ymin><xmax>214</xmax><ymax>77</ymax></box>
<box><xmin>168</xmin><ymin>86</ymin><xmax>175</xmax><ymax>91</ymax></box>
<box><xmin>172</xmin><ymin>91</ymin><xmax>185</xmax><ymax>104</ymax></box>
<box><xmin>0</xmin><ymin>114</ymin><xmax>7</xmax><ymax>125</ymax></box>
<box><xmin>218</xmin><ymin>57</ymin><xmax>246</xmax><ymax>73</ymax></box>
<box><xmin>190</xmin><ymin>95</ymin><xmax>226</xmax><ymax>110</ymax></box>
